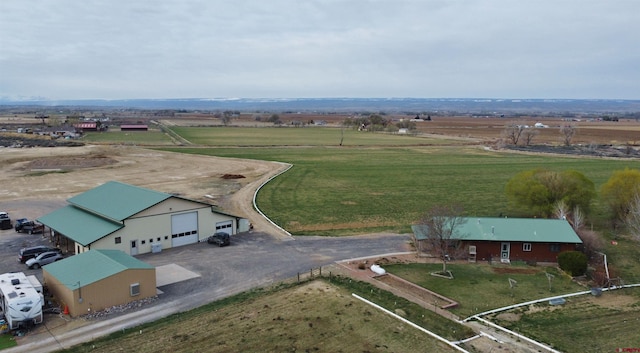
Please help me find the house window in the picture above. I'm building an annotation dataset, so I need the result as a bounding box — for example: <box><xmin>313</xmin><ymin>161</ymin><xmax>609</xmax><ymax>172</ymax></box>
<box><xmin>550</xmin><ymin>244</ymin><xmax>561</xmax><ymax>252</ymax></box>
<box><xmin>115</xmin><ymin>237</ymin><xmax>121</xmax><ymax>244</ymax></box>
<box><xmin>130</xmin><ymin>283</ymin><xmax>140</xmax><ymax>296</ymax></box>
<box><xmin>141</xmin><ymin>240</ymin><xmax>146</xmax><ymax>245</ymax></box>
<box><xmin>523</xmin><ymin>243</ymin><xmax>532</xmax><ymax>252</ymax></box>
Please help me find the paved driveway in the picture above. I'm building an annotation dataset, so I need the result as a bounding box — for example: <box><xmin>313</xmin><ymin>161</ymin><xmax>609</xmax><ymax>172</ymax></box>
<box><xmin>1</xmin><ymin>221</ymin><xmax>411</xmax><ymax>353</ymax></box>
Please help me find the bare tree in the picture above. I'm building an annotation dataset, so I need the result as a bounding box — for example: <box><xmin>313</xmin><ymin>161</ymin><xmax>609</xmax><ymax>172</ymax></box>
<box><xmin>571</xmin><ymin>206</ymin><xmax>585</xmax><ymax>230</ymax></box>
<box><xmin>414</xmin><ymin>204</ymin><xmax>467</xmax><ymax>274</ymax></box>
<box><xmin>521</xmin><ymin>128</ymin><xmax>538</xmax><ymax>146</ymax></box>
<box><xmin>554</xmin><ymin>200</ymin><xmax>569</xmax><ymax>220</ymax></box>
<box><xmin>502</xmin><ymin>123</ymin><xmax>526</xmax><ymax>145</ymax></box>
<box><xmin>560</xmin><ymin>124</ymin><xmax>577</xmax><ymax>146</ymax></box>
<box><xmin>626</xmin><ymin>192</ymin><xmax>640</xmax><ymax>240</ymax></box>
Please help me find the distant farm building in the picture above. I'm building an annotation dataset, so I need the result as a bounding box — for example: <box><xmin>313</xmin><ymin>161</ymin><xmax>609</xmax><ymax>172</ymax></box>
<box><xmin>74</xmin><ymin>122</ymin><xmax>98</xmax><ymax>132</ymax></box>
<box><xmin>120</xmin><ymin>124</ymin><xmax>148</xmax><ymax>131</ymax></box>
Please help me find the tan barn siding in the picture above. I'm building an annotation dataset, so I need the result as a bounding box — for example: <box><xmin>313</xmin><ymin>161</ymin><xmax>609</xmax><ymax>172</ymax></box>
<box><xmin>89</xmin><ymin>200</ymin><xmax>237</xmax><ymax>255</ymax></box>
<box><xmin>42</xmin><ymin>269</ymin><xmax>77</xmax><ymax>316</ymax></box>
<box><xmin>45</xmin><ymin>269</ymin><xmax>156</xmax><ymax>317</ymax></box>
<box><xmin>76</xmin><ymin>269</ymin><xmax>156</xmax><ymax>315</ymax></box>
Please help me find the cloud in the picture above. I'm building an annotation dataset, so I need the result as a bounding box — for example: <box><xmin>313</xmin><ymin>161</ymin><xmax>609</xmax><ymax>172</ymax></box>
<box><xmin>1</xmin><ymin>0</ymin><xmax>638</xmax><ymax>100</ymax></box>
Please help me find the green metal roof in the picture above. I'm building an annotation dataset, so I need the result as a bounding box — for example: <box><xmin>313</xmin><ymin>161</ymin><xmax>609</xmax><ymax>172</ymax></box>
<box><xmin>67</xmin><ymin>181</ymin><xmax>172</xmax><ymax>221</ymax></box>
<box><xmin>44</xmin><ymin>250</ymin><xmax>154</xmax><ymax>290</ymax></box>
<box><xmin>37</xmin><ymin>205</ymin><xmax>123</xmax><ymax>246</ymax></box>
<box><xmin>412</xmin><ymin>217</ymin><xmax>582</xmax><ymax>244</ymax></box>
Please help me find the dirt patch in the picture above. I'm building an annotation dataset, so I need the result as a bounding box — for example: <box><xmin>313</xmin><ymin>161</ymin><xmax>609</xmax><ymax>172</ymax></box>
<box><xmin>220</xmin><ymin>174</ymin><xmax>245</xmax><ymax>179</ymax></box>
<box><xmin>584</xmin><ymin>292</ymin><xmax>640</xmax><ymax>310</ymax></box>
<box><xmin>25</xmin><ymin>156</ymin><xmax>117</xmax><ymax>170</ymax></box>
<box><xmin>492</xmin><ymin>266</ymin><xmax>539</xmax><ymax>275</ymax></box>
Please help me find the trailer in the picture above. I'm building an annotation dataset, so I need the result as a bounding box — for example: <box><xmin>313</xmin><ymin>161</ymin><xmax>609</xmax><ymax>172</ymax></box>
<box><xmin>0</xmin><ymin>272</ymin><xmax>44</xmax><ymax>330</ymax></box>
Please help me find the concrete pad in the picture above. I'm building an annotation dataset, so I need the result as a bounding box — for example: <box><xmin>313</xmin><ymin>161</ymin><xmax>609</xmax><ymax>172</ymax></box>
<box><xmin>155</xmin><ymin>264</ymin><xmax>200</xmax><ymax>287</ymax></box>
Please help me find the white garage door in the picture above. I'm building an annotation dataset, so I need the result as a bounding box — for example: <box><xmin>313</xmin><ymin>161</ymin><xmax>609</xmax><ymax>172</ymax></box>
<box><xmin>171</xmin><ymin>212</ymin><xmax>198</xmax><ymax>247</ymax></box>
<box><xmin>215</xmin><ymin>220</ymin><xmax>233</xmax><ymax>235</ymax></box>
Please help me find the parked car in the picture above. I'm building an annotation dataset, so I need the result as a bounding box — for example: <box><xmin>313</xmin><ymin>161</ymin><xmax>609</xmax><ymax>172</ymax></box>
<box><xmin>0</xmin><ymin>212</ymin><xmax>11</xmax><ymax>230</ymax></box>
<box><xmin>18</xmin><ymin>246</ymin><xmax>61</xmax><ymax>263</ymax></box>
<box><xmin>25</xmin><ymin>251</ymin><xmax>64</xmax><ymax>269</ymax></box>
<box><xmin>207</xmin><ymin>232</ymin><xmax>230</xmax><ymax>247</ymax></box>
<box><xmin>15</xmin><ymin>220</ymin><xmax>44</xmax><ymax>234</ymax></box>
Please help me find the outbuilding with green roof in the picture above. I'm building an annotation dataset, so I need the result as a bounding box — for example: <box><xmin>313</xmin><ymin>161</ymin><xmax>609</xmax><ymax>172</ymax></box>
<box><xmin>412</xmin><ymin>217</ymin><xmax>582</xmax><ymax>263</ymax></box>
<box><xmin>38</xmin><ymin>181</ymin><xmax>246</xmax><ymax>256</ymax></box>
<box><xmin>43</xmin><ymin>249</ymin><xmax>156</xmax><ymax>317</ymax></box>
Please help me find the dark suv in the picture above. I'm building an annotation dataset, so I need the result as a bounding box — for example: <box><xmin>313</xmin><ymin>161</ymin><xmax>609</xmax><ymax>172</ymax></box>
<box><xmin>18</xmin><ymin>246</ymin><xmax>61</xmax><ymax>263</ymax></box>
<box><xmin>207</xmin><ymin>232</ymin><xmax>230</xmax><ymax>247</ymax></box>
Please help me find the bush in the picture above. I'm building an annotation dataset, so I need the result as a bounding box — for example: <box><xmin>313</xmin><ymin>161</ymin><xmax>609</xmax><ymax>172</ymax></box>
<box><xmin>558</xmin><ymin>251</ymin><xmax>588</xmax><ymax>276</ymax></box>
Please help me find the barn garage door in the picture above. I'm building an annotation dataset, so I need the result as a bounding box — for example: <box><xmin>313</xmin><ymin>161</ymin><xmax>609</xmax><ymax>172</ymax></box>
<box><xmin>171</xmin><ymin>212</ymin><xmax>198</xmax><ymax>247</ymax></box>
<box><xmin>215</xmin><ymin>220</ymin><xmax>233</xmax><ymax>235</ymax></box>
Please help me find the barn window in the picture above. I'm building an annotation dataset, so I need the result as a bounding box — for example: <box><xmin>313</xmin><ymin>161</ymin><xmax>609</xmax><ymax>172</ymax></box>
<box><xmin>523</xmin><ymin>243</ymin><xmax>532</xmax><ymax>252</ymax></box>
<box><xmin>115</xmin><ymin>237</ymin><xmax>121</xmax><ymax>244</ymax></box>
<box><xmin>141</xmin><ymin>240</ymin><xmax>146</xmax><ymax>245</ymax></box>
<box><xmin>130</xmin><ymin>283</ymin><xmax>140</xmax><ymax>296</ymax></box>
<box><xmin>549</xmin><ymin>244</ymin><xmax>561</xmax><ymax>252</ymax></box>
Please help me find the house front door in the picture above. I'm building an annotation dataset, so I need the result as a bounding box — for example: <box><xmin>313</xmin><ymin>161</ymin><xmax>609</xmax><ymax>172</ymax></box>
<box><xmin>500</xmin><ymin>242</ymin><xmax>510</xmax><ymax>260</ymax></box>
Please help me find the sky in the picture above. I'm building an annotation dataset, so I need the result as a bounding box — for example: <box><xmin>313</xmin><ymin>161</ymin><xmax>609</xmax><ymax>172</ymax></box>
<box><xmin>1</xmin><ymin>1</ymin><xmax>639</xmax><ymax>100</ymax></box>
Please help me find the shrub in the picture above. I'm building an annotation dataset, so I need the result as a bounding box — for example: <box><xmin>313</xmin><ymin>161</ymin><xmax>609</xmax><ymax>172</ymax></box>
<box><xmin>558</xmin><ymin>251</ymin><xmax>588</xmax><ymax>276</ymax></box>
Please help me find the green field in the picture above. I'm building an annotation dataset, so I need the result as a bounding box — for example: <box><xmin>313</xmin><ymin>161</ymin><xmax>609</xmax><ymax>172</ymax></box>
<box><xmin>168</xmin><ymin>126</ymin><xmax>465</xmax><ymax>146</ymax></box>
<box><xmin>163</xmin><ymin>145</ymin><xmax>639</xmax><ymax>235</ymax></box>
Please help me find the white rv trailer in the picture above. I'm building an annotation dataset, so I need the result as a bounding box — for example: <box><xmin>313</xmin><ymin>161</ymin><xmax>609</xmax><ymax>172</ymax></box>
<box><xmin>0</xmin><ymin>272</ymin><xmax>44</xmax><ymax>330</ymax></box>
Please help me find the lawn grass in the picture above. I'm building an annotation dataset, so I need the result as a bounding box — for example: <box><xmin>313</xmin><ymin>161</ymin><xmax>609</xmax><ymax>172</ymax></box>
<box><xmin>490</xmin><ymin>287</ymin><xmax>640</xmax><ymax>353</ymax></box>
<box><xmin>161</xmin><ymin>145</ymin><xmax>638</xmax><ymax>235</ymax></box>
<box><xmin>168</xmin><ymin>126</ymin><xmax>464</xmax><ymax>146</ymax></box>
<box><xmin>60</xmin><ymin>278</ymin><xmax>470</xmax><ymax>353</ymax></box>
<box><xmin>383</xmin><ymin>262</ymin><xmax>585</xmax><ymax>318</ymax></box>
<box><xmin>0</xmin><ymin>334</ymin><xmax>16</xmax><ymax>350</ymax></box>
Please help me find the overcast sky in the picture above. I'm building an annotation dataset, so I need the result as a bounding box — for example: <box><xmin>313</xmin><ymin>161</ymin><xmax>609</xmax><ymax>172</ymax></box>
<box><xmin>1</xmin><ymin>1</ymin><xmax>639</xmax><ymax>100</ymax></box>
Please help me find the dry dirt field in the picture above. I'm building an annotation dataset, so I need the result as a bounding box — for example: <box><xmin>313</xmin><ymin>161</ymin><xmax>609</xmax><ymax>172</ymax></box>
<box><xmin>0</xmin><ymin>145</ymin><xmax>290</xmax><ymax>237</ymax></box>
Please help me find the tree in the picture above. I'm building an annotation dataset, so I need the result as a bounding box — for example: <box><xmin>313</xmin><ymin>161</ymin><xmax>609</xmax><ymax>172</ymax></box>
<box><xmin>221</xmin><ymin>111</ymin><xmax>232</xmax><ymax>126</ymax></box>
<box><xmin>414</xmin><ymin>204</ymin><xmax>467</xmax><ymax>274</ymax></box>
<box><xmin>560</xmin><ymin>124</ymin><xmax>576</xmax><ymax>146</ymax></box>
<box><xmin>626</xmin><ymin>192</ymin><xmax>640</xmax><ymax>240</ymax></box>
<box><xmin>521</xmin><ymin>128</ymin><xmax>538</xmax><ymax>146</ymax></box>
<box><xmin>505</xmin><ymin>169</ymin><xmax>596</xmax><ymax>217</ymax></box>
<box><xmin>267</xmin><ymin>114</ymin><xmax>281</xmax><ymax>125</ymax></box>
<box><xmin>600</xmin><ymin>168</ymin><xmax>640</xmax><ymax>227</ymax></box>
<box><xmin>502</xmin><ymin>123</ymin><xmax>526</xmax><ymax>145</ymax></box>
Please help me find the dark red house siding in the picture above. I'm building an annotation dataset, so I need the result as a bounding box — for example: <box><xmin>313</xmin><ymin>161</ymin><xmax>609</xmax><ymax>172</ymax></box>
<box><xmin>462</xmin><ymin>241</ymin><xmax>580</xmax><ymax>263</ymax></box>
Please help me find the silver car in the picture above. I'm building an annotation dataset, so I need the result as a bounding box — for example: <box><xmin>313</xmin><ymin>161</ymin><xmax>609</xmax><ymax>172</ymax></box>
<box><xmin>25</xmin><ymin>251</ymin><xmax>63</xmax><ymax>269</ymax></box>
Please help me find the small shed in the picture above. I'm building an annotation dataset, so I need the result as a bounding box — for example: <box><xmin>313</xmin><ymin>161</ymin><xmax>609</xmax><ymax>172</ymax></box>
<box><xmin>43</xmin><ymin>250</ymin><xmax>156</xmax><ymax>317</ymax></box>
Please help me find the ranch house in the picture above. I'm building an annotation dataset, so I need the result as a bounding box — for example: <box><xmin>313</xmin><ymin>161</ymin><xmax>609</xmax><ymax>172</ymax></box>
<box><xmin>412</xmin><ymin>217</ymin><xmax>582</xmax><ymax>264</ymax></box>
<box><xmin>38</xmin><ymin>181</ymin><xmax>247</xmax><ymax>256</ymax></box>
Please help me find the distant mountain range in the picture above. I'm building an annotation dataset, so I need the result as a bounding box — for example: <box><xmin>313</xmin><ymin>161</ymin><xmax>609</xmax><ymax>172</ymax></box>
<box><xmin>1</xmin><ymin>97</ymin><xmax>639</xmax><ymax>114</ymax></box>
